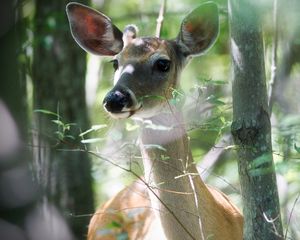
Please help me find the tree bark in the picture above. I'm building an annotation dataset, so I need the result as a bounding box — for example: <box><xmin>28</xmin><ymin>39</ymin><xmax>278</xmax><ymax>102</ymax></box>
<box><xmin>32</xmin><ymin>0</ymin><xmax>94</xmax><ymax>238</ymax></box>
<box><xmin>228</xmin><ymin>1</ymin><xmax>283</xmax><ymax>239</ymax></box>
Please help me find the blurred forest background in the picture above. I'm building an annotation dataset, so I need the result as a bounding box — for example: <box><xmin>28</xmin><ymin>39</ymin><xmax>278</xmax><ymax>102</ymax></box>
<box><xmin>0</xmin><ymin>0</ymin><xmax>300</xmax><ymax>239</ymax></box>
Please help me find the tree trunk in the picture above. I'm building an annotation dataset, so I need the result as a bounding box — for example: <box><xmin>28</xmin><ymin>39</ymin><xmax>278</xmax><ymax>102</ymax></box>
<box><xmin>228</xmin><ymin>1</ymin><xmax>283</xmax><ymax>239</ymax></box>
<box><xmin>32</xmin><ymin>0</ymin><xmax>94</xmax><ymax>238</ymax></box>
<box><xmin>0</xmin><ymin>0</ymin><xmax>27</xmax><ymax>134</ymax></box>
<box><xmin>0</xmin><ymin>0</ymin><xmax>31</xmax><ymax>227</ymax></box>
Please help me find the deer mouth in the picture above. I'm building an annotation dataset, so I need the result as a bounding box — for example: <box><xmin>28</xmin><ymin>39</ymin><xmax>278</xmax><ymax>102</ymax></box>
<box><xmin>104</xmin><ymin>103</ymin><xmax>143</xmax><ymax>119</ymax></box>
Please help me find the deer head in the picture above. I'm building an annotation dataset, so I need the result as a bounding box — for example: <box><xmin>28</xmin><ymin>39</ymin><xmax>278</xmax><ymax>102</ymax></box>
<box><xmin>66</xmin><ymin>2</ymin><xmax>219</xmax><ymax>119</ymax></box>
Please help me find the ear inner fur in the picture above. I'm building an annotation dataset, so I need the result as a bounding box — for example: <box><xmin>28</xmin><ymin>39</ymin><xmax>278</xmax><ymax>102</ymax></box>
<box><xmin>177</xmin><ymin>2</ymin><xmax>219</xmax><ymax>56</ymax></box>
<box><xmin>66</xmin><ymin>2</ymin><xmax>123</xmax><ymax>55</ymax></box>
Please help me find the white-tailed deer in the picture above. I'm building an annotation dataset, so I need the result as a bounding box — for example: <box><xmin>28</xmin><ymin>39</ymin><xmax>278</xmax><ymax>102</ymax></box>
<box><xmin>66</xmin><ymin>2</ymin><xmax>243</xmax><ymax>240</ymax></box>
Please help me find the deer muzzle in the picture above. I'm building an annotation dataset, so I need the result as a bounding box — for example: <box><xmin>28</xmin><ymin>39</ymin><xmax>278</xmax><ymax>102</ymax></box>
<box><xmin>103</xmin><ymin>86</ymin><xmax>141</xmax><ymax>119</ymax></box>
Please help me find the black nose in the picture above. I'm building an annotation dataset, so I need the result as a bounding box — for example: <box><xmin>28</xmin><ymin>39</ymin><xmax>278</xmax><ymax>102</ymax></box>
<box><xmin>103</xmin><ymin>90</ymin><xmax>132</xmax><ymax>113</ymax></box>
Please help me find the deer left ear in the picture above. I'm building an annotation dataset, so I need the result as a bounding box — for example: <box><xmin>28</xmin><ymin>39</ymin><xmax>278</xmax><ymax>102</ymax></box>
<box><xmin>177</xmin><ymin>2</ymin><xmax>219</xmax><ymax>56</ymax></box>
<box><xmin>66</xmin><ymin>2</ymin><xmax>123</xmax><ymax>56</ymax></box>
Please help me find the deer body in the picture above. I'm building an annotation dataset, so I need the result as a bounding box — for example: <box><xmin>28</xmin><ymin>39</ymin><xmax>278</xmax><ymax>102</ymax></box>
<box><xmin>66</xmin><ymin>2</ymin><xmax>243</xmax><ymax>239</ymax></box>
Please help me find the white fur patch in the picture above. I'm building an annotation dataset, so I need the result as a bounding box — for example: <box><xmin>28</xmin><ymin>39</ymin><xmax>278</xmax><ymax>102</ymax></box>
<box><xmin>133</xmin><ymin>38</ymin><xmax>145</xmax><ymax>46</ymax></box>
<box><xmin>122</xmin><ymin>64</ymin><xmax>135</xmax><ymax>75</ymax></box>
<box><xmin>113</xmin><ymin>64</ymin><xmax>135</xmax><ymax>85</ymax></box>
<box><xmin>113</xmin><ymin>66</ymin><xmax>123</xmax><ymax>85</ymax></box>
<box><xmin>108</xmin><ymin>111</ymin><xmax>131</xmax><ymax>119</ymax></box>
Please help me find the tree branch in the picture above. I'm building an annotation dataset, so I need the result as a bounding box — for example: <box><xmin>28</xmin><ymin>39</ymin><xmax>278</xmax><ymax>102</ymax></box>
<box><xmin>155</xmin><ymin>0</ymin><xmax>167</xmax><ymax>38</ymax></box>
<box><xmin>198</xmin><ymin>134</ymin><xmax>232</xmax><ymax>181</ymax></box>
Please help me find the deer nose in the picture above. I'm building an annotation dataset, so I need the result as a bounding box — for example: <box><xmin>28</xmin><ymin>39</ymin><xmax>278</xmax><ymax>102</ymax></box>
<box><xmin>103</xmin><ymin>90</ymin><xmax>133</xmax><ymax>113</ymax></box>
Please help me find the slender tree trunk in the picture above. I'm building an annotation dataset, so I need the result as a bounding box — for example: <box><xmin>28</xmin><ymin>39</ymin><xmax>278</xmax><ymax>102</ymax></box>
<box><xmin>0</xmin><ymin>0</ymin><xmax>27</xmax><ymax>134</ymax></box>
<box><xmin>32</xmin><ymin>0</ymin><xmax>94</xmax><ymax>238</ymax></box>
<box><xmin>228</xmin><ymin>1</ymin><xmax>283</xmax><ymax>239</ymax></box>
<box><xmin>0</xmin><ymin>2</ymin><xmax>74</xmax><ymax>240</ymax></box>
<box><xmin>0</xmin><ymin>0</ymin><xmax>31</xmax><ymax>227</ymax></box>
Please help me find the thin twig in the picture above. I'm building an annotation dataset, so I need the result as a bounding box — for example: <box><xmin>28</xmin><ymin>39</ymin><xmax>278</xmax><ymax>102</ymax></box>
<box><xmin>155</xmin><ymin>0</ymin><xmax>167</xmax><ymax>38</ymax></box>
<box><xmin>268</xmin><ymin>0</ymin><xmax>279</xmax><ymax>113</ymax></box>
<box><xmin>198</xmin><ymin>134</ymin><xmax>232</xmax><ymax>181</ymax></box>
<box><xmin>284</xmin><ymin>193</ymin><xmax>300</xmax><ymax>240</ymax></box>
<box><xmin>69</xmin><ymin>205</ymin><xmax>163</xmax><ymax>218</ymax></box>
<box><xmin>263</xmin><ymin>212</ymin><xmax>281</xmax><ymax>238</ymax></box>
<box><xmin>187</xmin><ymin>171</ymin><xmax>206</xmax><ymax>240</ymax></box>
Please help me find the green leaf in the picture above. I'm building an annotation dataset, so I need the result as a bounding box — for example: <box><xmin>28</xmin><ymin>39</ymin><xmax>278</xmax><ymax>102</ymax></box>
<box><xmin>34</xmin><ymin>109</ymin><xmax>59</xmax><ymax>118</ymax></box>
<box><xmin>208</xmin><ymin>80</ymin><xmax>228</xmax><ymax>85</ymax></box>
<box><xmin>145</xmin><ymin>122</ymin><xmax>173</xmax><ymax>131</ymax></box>
<box><xmin>79</xmin><ymin>124</ymin><xmax>107</xmax><ymax>137</ymax></box>
<box><xmin>197</xmin><ymin>76</ymin><xmax>228</xmax><ymax>85</ymax></box>
<box><xmin>161</xmin><ymin>155</ymin><xmax>170</xmax><ymax>161</ymax></box>
<box><xmin>79</xmin><ymin>130</ymin><xmax>92</xmax><ymax>137</ymax></box>
<box><xmin>91</xmin><ymin>124</ymin><xmax>107</xmax><ymax>131</ymax></box>
<box><xmin>251</xmin><ymin>153</ymin><xmax>272</xmax><ymax>169</ymax></box>
<box><xmin>224</xmin><ymin>145</ymin><xmax>237</xmax><ymax>150</ymax></box>
<box><xmin>65</xmin><ymin>135</ymin><xmax>75</xmax><ymax>140</ymax></box>
<box><xmin>295</xmin><ymin>144</ymin><xmax>300</xmax><ymax>153</ymax></box>
<box><xmin>169</xmin><ymin>88</ymin><xmax>185</xmax><ymax>106</ymax></box>
<box><xmin>139</xmin><ymin>95</ymin><xmax>165</xmax><ymax>101</ymax></box>
<box><xmin>125</xmin><ymin>122</ymin><xmax>139</xmax><ymax>131</ymax></box>
<box><xmin>220</xmin><ymin>116</ymin><xmax>226</xmax><ymax>124</ymax></box>
<box><xmin>55</xmin><ymin>131</ymin><xmax>64</xmax><ymax>140</ymax></box>
<box><xmin>171</xmin><ymin>88</ymin><xmax>184</xmax><ymax>98</ymax></box>
<box><xmin>206</xmin><ymin>95</ymin><xmax>226</xmax><ymax>106</ymax></box>
<box><xmin>144</xmin><ymin>144</ymin><xmax>166</xmax><ymax>152</ymax></box>
<box><xmin>81</xmin><ymin>138</ymin><xmax>105</xmax><ymax>144</ymax></box>
<box><xmin>109</xmin><ymin>221</ymin><xmax>122</xmax><ymax>229</ymax></box>
<box><xmin>248</xmin><ymin>166</ymin><xmax>274</xmax><ymax>177</ymax></box>
<box><xmin>52</xmin><ymin>119</ymin><xmax>64</xmax><ymax>126</ymax></box>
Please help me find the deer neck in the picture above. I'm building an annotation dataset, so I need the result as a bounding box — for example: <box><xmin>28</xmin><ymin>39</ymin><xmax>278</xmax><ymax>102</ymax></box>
<box><xmin>139</xmin><ymin>108</ymin><xmax>214</xmax><ymax>240</ymax></box>
<box><xmin>139</xmin><ymin>109</ymin><xmax>195</xmax><ymax>185</ymax></box>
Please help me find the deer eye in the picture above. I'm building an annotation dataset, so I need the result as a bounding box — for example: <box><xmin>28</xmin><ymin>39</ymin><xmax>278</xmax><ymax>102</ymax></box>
<box><xmin>155</xmin><ymin>59</ymin><xmax>171</xmax><ymax>72</ymax></box>
<box><xmin>110</xmin><ymin>59</ymin><xmax>119</xmax><ymax>71</ymax></box>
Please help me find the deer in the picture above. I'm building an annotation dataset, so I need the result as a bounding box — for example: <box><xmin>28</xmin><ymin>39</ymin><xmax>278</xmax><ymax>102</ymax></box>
<box><xmin>66</xmin><ymin>2</ymin><xmax>243</xmax><ymax>240</ymax></box>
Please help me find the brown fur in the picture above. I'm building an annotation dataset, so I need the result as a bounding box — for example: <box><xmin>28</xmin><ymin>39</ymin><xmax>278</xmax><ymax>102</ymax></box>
<box><xmin>87</xmin><ymin>180</ymin><xmax>155</xmax><ymax>240</ymax></box>
<box><xmin>88</xmin><ymin>180</ymin><xmax>243</xmax><ymax>240</ymax></box>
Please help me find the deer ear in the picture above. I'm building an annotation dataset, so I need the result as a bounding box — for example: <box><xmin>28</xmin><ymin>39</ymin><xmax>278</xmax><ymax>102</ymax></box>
<box><xmin>177</xmin><ymin>2</ymin><xmax>219</xmax><ymax>56</ymax></box>
<box><xmin>66</xmin><ymin>3</ymin><xmax>123</xmax><ymax>56</ymax></box>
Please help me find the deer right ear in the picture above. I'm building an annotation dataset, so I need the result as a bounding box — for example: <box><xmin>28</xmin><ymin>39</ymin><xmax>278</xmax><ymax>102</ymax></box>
<box><xmin>66</xmin><ymin>2</ymin><xmax>123</xmax><ymax>56</ymax></box>
<box><xmin>177</xmin><ymin>2</ymin><xmax>219</xmax><ymax>57</ymax></box>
